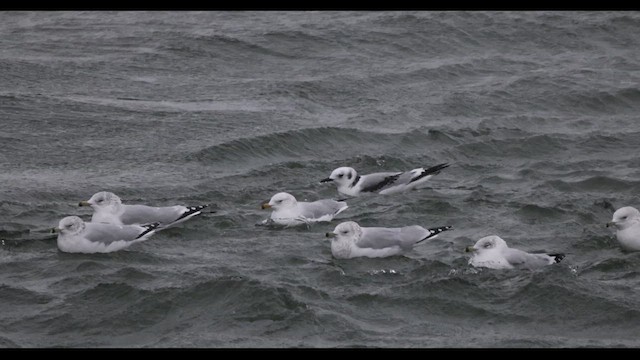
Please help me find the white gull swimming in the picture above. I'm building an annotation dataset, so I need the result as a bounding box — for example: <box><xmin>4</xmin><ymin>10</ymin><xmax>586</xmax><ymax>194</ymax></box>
<box><xmin>325</xmin><ymin>220</ymin><xmax>452</xmax><ymax>259</ymax></box>
<box><xmin>261</xmin><ymin>192</ymin><xmax>348</xmax><ymax>227</ymax></box>
<box><xmin>54</xmin><ymin>216</ymin><xmax>160</xmax><ymax>253</ymax></box>
<box><xmin>320</xmin><ymin>163</ymin><xmax>449</xmax><ymax>197</ymax></box>
<box><xmin>79</xmin><ymin>191</ymin><xmax>210</xmax><ymax>229</ymax></box>
<box><xmin>607</xmin><ymin>206</ymin><xmax>640</xmax><ymax>251</ymax></box>
<box><xmin>465</xmin><ymin>235</ymin><xmax>565</xmax><ymax>270</ymax></box>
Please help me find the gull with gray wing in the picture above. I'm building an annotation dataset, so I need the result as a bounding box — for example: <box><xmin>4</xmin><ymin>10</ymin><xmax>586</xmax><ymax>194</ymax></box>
<box><xmin>79</xmin><ymin>191</ymin><xmax>211</xmax><ymax>229</ymax></box>
<box><xmin>261</xmin><ymin>192</ymin><xmax>348</xmax><ymax>227</ymax></box>
<box><xmin>465</xmin><ymin>235</ymin><xmax>565</xmax><ymax>270</ymax></box>
<box><xmin>54</xmin><ymin>216</ymin><xmax>160</xmax><ymax>253</ymax></box>
<box><xmin>325</xmin><ymin>220</ymin><xmax>452</xmax><ymax>259</ymax></box>
<box><xmin>320</xmin><ymin>163</ymin><xmax>449</xmax><ymax>197</ymax></box>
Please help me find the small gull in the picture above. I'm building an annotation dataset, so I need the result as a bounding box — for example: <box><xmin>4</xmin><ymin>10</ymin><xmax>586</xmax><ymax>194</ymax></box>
<box><xmin>79</xmin><ymin>191</ymin><xmax>210</xmax><ymax>229</ymax></box>
<box><xmin>261</xmin><ymin>192</ymin><xmax>348</xmax><ymax>227</ymax></box>
<box><xmin>325</xmin><ymin>220</ymin><xmax>452</xmax><ymax>259</ymax></box>
<box><xmin>320</xmin><ymin>163</ymin><xmax>449</xmax><ymax>197</ymax></box>
<box><xmin>607</xmin><ymin>206</ymin><xmax>640</xmax><ymax>251</ymax></box>
<box><xmin>464</xmin><ymin>235</ymin><xmax>565</xmax><ymax>270</ymax></box>
<box><xmin>54</xmin><ymin>216</ymin><xmax>160</xmax><ymax>253</ymax></box>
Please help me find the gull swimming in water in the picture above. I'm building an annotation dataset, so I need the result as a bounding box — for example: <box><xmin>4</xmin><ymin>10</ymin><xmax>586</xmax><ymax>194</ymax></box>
<box><xmin>79</xmin><ymin>191</ymin><xmax>210</xmax><ymax>229</ymax></box>
<box><xmin>325</xmin><ymin>220</ymin><xmax>452</xmax><ymax>259</ymax></box>
<box><xmin>464</xmin><ymin>235</ymin><xmax>565</xmax><ymax>270</ymax></box>
<box><xmin>261</xmin><ymin>192</ymin><xmax>348</xmax><ymax>227</ymax></box>
<box><xmin>54</xmin><ymin>216</ymin><xmax>160</xmax><ymax>253</ymax></box>
<box><xmin>607</xmin><ymin>206</ymin><xmax>640</xmax><ymax>251</ymax></box>
<box><xmin>320</xmin><ymin>163</ymin><xmax>449</xmax><ymax>197</ymax></box>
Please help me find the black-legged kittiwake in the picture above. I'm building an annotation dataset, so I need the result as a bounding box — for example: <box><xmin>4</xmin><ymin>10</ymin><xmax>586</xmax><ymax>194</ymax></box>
<box><xmin>607</xmin><ymin>206</ymin><xmax>640</xmax><ymax>251</ymax></box>
<box><xmin>54</xmin><ymin>216</ymin><xmax>160</xmax><ymax>253</ymax></box>
<box><xmin>79</xmin><ymin>191</ymin><xmax>210</xmax><ymax>229</ymax></box>
<box><xmin>261</xmin><ymin>192</ymin><xmax>348</xmax><ymax>227</ymax></box>
<box><xmin>320</xmin><ymin>163</ymin><xmax>449</xmax><ymax>196</ymax></box>
<box><xmin>325</xmin><ymin>220</ymin><xmax>452</xmax><ymax>259</ymax></box>
<box><xmin>464</xmin><ymin>235</ymin><xmax>565</xmax><ymax>270</ymax></box>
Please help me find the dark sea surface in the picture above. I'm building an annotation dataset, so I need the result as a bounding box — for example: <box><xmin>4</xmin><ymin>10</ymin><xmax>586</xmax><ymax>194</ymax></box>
<box><xmin>1</xmin><ymin>11</ymin><xmax>640</xmax><ymax>348</ymax></box>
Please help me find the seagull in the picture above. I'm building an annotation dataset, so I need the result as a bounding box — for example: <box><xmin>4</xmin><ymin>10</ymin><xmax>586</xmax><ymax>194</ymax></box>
<box><xmin>79</xmin><ymin>191</ymin><xmax>210</xmax><ymax>229</ymax></box>
<box><xmin>320</xmin><ymin>163</ymin><xmax>449</xmax><ymax>197</ymax></box>
<box><xmin>607</xmin><ymin>206</ymin><xmax>640</xmax><ymax>251</ymax></box>
<box><xmin>260</xmin><ymin>192</ymin><xmax>348</xmax><ymax>227</ymax></box>
<box><xmin>325</xmin><ymin>220</ymin><xmax>452</xmax><ymax>259</ymax></box>
<box><xmin>464</xmin><ymin>235</ymin><xmax>565</xmax><ymax>270</ymax></box>
<box><xmin>54</xmin><ymin>216</ymin><xmax>160</xmax><ymax>253</ymax></box>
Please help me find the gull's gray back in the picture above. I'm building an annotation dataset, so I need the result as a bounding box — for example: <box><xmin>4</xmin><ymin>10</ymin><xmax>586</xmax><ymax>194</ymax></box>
<box><xmin>299</xmin><ymin>199</ymin><xmax>346</xmax><ymax>218</ymax></box>
<box><xmin>83</xmin><ymin>223</ymin><xmax>145</xmax><ymax>244</ymax></box>
<box><xmin>394</xmin><ymin>171</ymin><xmax>421</xmax><ymax>185</ymax></box>
<box><xmin>358</xmin><ymin>225</ymin><xmax>429</xmax><ymax>250</ymax></box>
<box><xmin>121</xmin><ymin>204</ymin><xmax>182</xmax><ymax>225</ymax></box>
<box><xmin>358</xmin><ymin>172</ymin><xmax>403</xmax><ymax>192</ymax></box>
<box><xmin>503</xmin><ymin>248</ymin><xmax>553</xmax><ymax>269</ymax></box>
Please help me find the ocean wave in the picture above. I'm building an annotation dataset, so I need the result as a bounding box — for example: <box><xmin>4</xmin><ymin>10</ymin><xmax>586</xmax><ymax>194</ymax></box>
<box><xmin>0</xmin><ymin>284</ymin><xmax>53</xmax><ymax>305</ymax></box>
<box><xmin>186</xmin><ymin>127</ymin><xmax>445</xmax><ymax>166</ymax></box>
<box><xmin>162</xmin><ymin>33</ymin><xmax>300</xmax><ymax>60</ymax></box>
<box><xmin>543</xmin><ymin>176</ymin><xmax>639</xmax><ymax>193</ymax></box>
<box><xmin>455</xmin><ymin>133</ymin><xmax>570</xmax><ymax>160</ymax></box>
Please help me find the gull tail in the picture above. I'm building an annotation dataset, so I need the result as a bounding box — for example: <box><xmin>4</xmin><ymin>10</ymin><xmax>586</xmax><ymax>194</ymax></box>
<box><xmin>136</xmin><ymin>222</ymin><xmax>161</xmax><ymax>239</ymax></box>
<box><xmin>548</xmin><ymin>253</ymin><xmax>565</xmax><ymax>263</ymax></box>
<box><xmin>417</xmin><ymin>225</ymin><xmax>453</xmax><ymax>243</ymax></box>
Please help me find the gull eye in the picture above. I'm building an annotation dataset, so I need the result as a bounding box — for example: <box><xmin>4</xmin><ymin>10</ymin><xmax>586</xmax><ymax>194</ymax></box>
<box><xmin>483</xmin><ymin>242</ymin><xmax>492</xmax><ymax>248</ymax></box>
<box><xmin>622</xmin><ymin>216</ymin><xmax>628</xmax><ymax>219</ymax></box>
<box><xmin>341</xmin><ymin>230</ymin><xmax>348</xmax><ymax>234</ymax></box>
<box><xmin>277</xmin><ymin>200</ymin><xmax>282</xmax><ymax>203</ymax></box>
<box><xmin>338</xmin><ymin>174</ymin><xmax>343</xmax><ymax>178</ymax></box>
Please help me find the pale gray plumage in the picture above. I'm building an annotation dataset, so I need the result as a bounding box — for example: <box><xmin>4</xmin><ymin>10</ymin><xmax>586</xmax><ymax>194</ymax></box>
<box><xmin>55</xmin><ymin>216</ymin><xmax>160</xmax><ymax>253</ymax></box>
<box><xmin>607</xmin><ymin>206</ymin><xmax>640</xmax><ymax>251</ymax></box>
<box><xmin>79</xmin><ymin>191</ymin><xmax>209</xmax><ymax>229</ymax></box>
<box><xmin>465</xmin><ymin>235</ymin><xmax>564</xmax><ymax>270</ymax></box>
<box><xmin>261</xmin><ymin>192</ymin><xmax>348</xmax><ymax>227</ymax></box>
<box><xmin>326</xmin><ymin>221</ymin><xmax>452</xmax><ymax>259</ymax></box>
<box><xmin>320</xmin><ymin>163</ymin><xmax>450</xmax><ymax>197</ymax></box>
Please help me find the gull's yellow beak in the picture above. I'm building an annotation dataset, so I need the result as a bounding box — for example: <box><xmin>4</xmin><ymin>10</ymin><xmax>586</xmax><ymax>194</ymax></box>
<box><xmin>606</xmin><ymin>221</ymin><xmax>616</xmax><ymax>228</ymax></box>
<box><xmin>326</xmin><ymin>232</ymin><xmax>336</xmax><ymax>238</ymax></box>
<box><xmin>78</xmin><ymin>201</ymin><xmax>91</xmax><ymax>207</ymax></box>
<box><xmin>464</xmin><ymin>246</ymin><xmax>476</xmax><ymax>253</ymax></box>
<box><xmin>261</xmin><ymin>203</ymin><xmax>271</xmax><ymax>209</ymax></box>
<box><xmin>51</xmin><ymin>227</ymin><xmax>60</xmax><ymax>234</ymax></box>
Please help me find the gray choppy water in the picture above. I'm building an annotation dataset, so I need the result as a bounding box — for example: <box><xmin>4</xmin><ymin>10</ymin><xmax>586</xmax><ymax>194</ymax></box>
<box><xmin>2</xmin><ymin>11</ymin><xmax>640</xmax><ymax>348</ymax></box>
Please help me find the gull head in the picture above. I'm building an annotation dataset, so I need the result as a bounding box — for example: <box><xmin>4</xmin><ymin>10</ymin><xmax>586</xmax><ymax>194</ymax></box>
<box><xmin>262</xmin><ymin>192</ymin><xmax>297</xmax><ymax>210</ymax></box>
<box><xmin>326</xmin><ymin>221</ymin><xmax>363</xmax><ymax>259</ymax></box>
<box><xmin>57</xmin><ymin>216</ymin><xmax>86</xmax><ymax>235</ymax></box>
<box><xmin>326</xmin><ymin>221</ymin><xmax>362</xmax><ymax>244</ymax></box>
<box><xmin>321</xmin><ymin>167</ymin><xmax>358</xmax><ymax>188</ymax></box>
<box><xmin>607</xmin><ymin>206</ymin><xmax>640</xmax><ymax>230</ymax></box>
<box><xmin>466</xmin><ymin>235</ymin><xmax>508</xmax><ymax>254</ymax></box>
<box><xmin>79</xmin><ymin>191</ymin><xmax>122</xmax><ymax>210</ymax></box>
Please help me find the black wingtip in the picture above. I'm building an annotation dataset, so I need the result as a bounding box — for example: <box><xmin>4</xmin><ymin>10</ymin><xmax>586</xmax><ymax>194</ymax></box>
<box><xmin>549</xmin><ymin>253</ymin><xmax>565</xmax><ymax>263</ymax></box>
<box><xmin>136</xmin><ymin>222</ymin><xmax>161</xmax><ymax>239</ymax></box>
<box><xmin>417</xmin><ymin>225</ymin><xmax>453</xmax><ymax>243</ymax></box>
<box><xmin>425</xmin><ymin>162</ymin><xmax>451</xmax><ymax>175</ymax></box>
<box><xmin>175</xmin><ymin>204</ymin><xmax>209</xmax><ymax>221</ymax></box>
<box><xmin>407</xmin><ymin>163</ymin><xmax>451</xmax><ymax>185</ymax></box>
